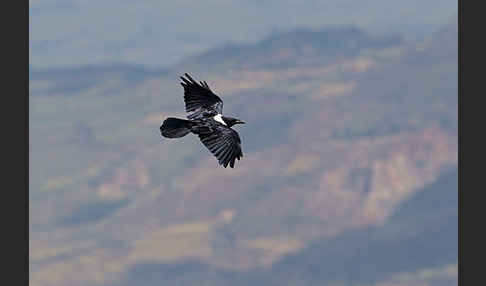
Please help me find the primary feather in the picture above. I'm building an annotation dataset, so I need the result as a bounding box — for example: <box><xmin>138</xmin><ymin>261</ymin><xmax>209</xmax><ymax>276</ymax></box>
<box><xmin>180</xmin><ymin>73</ymin><xmax>223</xmax><ymax>120</ymax></box>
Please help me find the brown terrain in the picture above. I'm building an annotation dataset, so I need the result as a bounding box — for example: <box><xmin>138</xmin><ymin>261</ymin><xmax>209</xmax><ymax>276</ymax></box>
<box><xmin>29</xmin><ymin>17</ymin><xmax>457</xmax><ymax>286</ymax></box>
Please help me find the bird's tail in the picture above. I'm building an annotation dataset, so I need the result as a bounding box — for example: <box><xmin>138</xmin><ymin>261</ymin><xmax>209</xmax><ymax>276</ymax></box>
<box><xmin>160</xmin><ymin>117</ymin><xmax>193</xmax><ymax>138</ymax></box>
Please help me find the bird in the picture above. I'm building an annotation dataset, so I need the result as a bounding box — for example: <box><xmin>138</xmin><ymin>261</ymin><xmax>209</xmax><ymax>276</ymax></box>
<box><xmin>160</xmin><ymin>73</ymin><xmax>245</xmax><ymax>168</ymax></box>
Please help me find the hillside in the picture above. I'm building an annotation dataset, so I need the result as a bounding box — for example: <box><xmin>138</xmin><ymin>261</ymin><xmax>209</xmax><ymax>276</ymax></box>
<box><xmin>29</xmin><ymin>18</ymin><xmax>457</xmax><ymax>286</ymax></box>
<box><xmin>112</xmin><ymin>167</ymin><xmax>458</xmax><ymax>286</ymax></box>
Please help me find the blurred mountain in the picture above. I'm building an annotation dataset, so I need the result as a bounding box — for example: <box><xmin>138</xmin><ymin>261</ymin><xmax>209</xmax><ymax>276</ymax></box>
<box><xmin>29</xmin><ymin>0</ymin><xmax>457</xmax><ymax>68</ymax></box>
<box><xmin>176</xmin><ymin>26</ymin><xmax>403</xmax><ymax>72</ymax></box>
<box><xmin>112</xmin><ymin>167</ymin><xmax>458</xmax><ymax>286</ymax></box>
<box><xmin>29</xmin><ymin>64</ymin><xmax>168</xmax><ymax>96</ymax></box>
<box><xmin>29</xmin><ymin>20</ymin><xmax>457</xmax><ymax>286</ymax></box>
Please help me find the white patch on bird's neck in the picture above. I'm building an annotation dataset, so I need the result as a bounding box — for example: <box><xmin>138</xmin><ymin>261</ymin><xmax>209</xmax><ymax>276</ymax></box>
<box><xmin>213</xmin><ymin>114</ymin><xmax>226</xmax><ymax>125</ymax></box>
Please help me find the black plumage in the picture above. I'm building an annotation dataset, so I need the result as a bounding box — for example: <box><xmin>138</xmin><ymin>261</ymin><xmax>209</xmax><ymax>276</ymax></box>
<box><xmin>180</xmin><ymin>73</ymin><xmax>223</xmax><ymax>120</ymax></box>
<box><xmin>160</xmin><ymin>73</ymin><xmax>245</xmax><ymax>168</ymax></box>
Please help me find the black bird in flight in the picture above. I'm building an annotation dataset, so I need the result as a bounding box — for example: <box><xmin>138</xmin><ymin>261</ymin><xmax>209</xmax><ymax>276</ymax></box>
<box><xmin>160</xmin><ymin>73</ymin><xmax>245</xmax><ymax>168</ymax></box>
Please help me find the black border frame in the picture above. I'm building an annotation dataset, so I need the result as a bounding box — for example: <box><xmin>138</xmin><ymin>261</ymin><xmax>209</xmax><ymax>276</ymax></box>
<box><xmin>5</xmin><ymin>0</ymin><xmax>28</xmax><ymax>283</ymax></box>
<box><xmin>10</xmin><ymin>0</ymin><xmax>29</xmax><ymax>284</ymax></box>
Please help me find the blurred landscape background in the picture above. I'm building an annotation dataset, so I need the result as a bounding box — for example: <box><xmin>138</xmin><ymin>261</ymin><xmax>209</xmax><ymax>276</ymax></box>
<box><xmin>30</xmin><ymin>1</ymin><xmax>458</xmax><ymax>286</ymax></box>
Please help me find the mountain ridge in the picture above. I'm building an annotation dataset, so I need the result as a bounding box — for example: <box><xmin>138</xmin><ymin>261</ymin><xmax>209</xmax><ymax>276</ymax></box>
<box><xmin>29</xmin><ymin>20</ymin><xmax>457</xmax><ymax>286</ymax></box>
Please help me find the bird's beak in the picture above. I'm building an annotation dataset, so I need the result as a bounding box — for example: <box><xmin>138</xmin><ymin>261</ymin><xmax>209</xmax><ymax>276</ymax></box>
<box><xmin>235</xmin><ymin>120</ymin><xmax>245</xmax><ymax>124</ymax></box>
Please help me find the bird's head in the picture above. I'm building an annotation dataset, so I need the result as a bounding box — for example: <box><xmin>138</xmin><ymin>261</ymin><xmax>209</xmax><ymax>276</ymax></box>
<box><xmin>222</xmin><ymin>116</ymin><xmax>245</xmax><ymax>127</ymax></box>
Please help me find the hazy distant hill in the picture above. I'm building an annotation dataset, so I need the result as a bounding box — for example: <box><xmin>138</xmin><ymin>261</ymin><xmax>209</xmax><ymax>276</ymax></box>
<box><xmin>29</xmin><ymin>64</ymin><xmax>168</xmax><ymax>96</ymax></box>
<box><xmin>176</xmin><ymin>26</ymin><xmax>403</xmax><ymax>72</ymax></box>
<box><xmin>112</xmin><ymin>167</ymin><xmax>457</xmax><ymax>286</ymax></box>
<box><xmin>29</xmin><ymin>18</ymin><xmax>457</xmax><ymax>286</ymax></box>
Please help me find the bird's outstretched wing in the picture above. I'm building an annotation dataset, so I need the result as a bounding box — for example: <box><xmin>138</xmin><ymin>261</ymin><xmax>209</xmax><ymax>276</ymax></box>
<box><xmin>198</xmin><ymin>125</ymin><xmax>243</xmax><ymax>168</ymax></box>
<box><xmin>180</xmin><ymin>73</ymin><xmax>223</xmax><ymax>120</ymax></box>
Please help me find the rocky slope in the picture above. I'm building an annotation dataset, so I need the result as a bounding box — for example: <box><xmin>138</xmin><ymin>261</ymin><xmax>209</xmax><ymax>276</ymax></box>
<box><xmin>29</xmin><ymin>18</ymin><xmax>457</xmax><ymax>286</ymax></box>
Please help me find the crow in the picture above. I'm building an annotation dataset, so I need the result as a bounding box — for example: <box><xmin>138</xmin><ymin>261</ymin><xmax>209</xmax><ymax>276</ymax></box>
<box><xmin>160</xmin><ymin>73</ymin><xmax>245</xmax><ymax>168</ymax></box>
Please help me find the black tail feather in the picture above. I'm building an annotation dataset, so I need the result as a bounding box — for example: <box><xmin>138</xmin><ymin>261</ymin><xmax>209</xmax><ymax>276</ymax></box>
<box><xmin>160</xmin><ymin>117</ymin><xmax>192</xmax><ymax>138</ymax></box>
